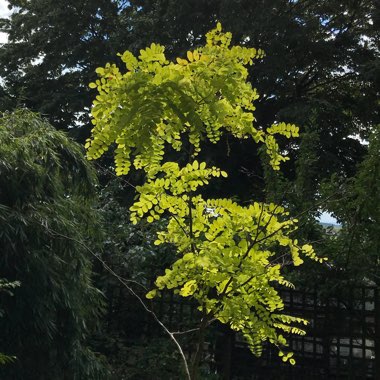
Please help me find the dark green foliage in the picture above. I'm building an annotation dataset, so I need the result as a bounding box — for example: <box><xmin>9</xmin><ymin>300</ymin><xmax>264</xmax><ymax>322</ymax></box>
<box><xmin>108</xmin><ymin>337</ymin><xmax>183</xmax><ymax>379</ymax></box>
<box><xmin>0</xmin><ymin>110</ymin><xmax>108</xmax><ymax>379</ymax></box>
<box><xmin>287</xmin><ymin>126</ymin><xmax>380</xmax><ymax>292</ymax></box>
<box><xmin>320</xmin><ymin>127</ymin><xmax>380</xmax><ymax>285</ymax></box>
<box><xmin>0</xmin><ymin>0</ymin><xmax>122</xmax><ymax>136</ymax></box>
<box><xmin>0</xmin><ymin>279</ymin><xmax>19</xmax><ymax>366</ymax></box>
<box><xmin>93</xmin><ymin>176</ymin><xmax>182</xmax><ymax>377</ymax></box>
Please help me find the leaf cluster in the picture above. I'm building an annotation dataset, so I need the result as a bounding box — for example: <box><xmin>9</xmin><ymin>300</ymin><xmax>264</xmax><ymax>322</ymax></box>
<box><xmin>86</xmin><ymin>24</ymin><xmax>296</xmax><ymax>176</ymax></box>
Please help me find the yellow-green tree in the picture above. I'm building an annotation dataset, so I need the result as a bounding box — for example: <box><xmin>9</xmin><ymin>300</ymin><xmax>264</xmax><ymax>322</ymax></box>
<box><xmin>86</xmin><ymin>24</ymin><xmax>325</xmax><ymax>378</ymax></box>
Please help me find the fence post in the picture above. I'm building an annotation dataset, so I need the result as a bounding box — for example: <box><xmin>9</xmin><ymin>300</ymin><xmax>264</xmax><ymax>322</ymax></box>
<box><xmin>375</xmin><ymin>288</ymin><xmax>380</xmax><ymax>379</ymax></box>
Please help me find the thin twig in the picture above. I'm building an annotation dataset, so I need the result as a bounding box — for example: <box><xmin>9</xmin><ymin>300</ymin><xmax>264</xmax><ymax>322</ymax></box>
<box><xmin>95</xmin><ymin>162</ymin><xmax>137</xmax><ymax>190</ymax></box>
<box><xmin>172</xmin><ymin>318</ymin><xmax>216</xmax><ymax>335</ymax></box>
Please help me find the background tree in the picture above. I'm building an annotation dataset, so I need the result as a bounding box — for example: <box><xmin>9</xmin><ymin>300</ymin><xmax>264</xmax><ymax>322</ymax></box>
<box><xmin>0</xmin><ymin>0</ymin><xmax>123</xmax><ymax>138</ymax></box>
<box><xmin>0</xmin><ymin>110</ymin><xmax>108</xmax><ymax>379</ymax></box>
<box><xmin>319</xmin><ymin>126</ymin><xmax>380</xmax><ymax>286</ymax></box>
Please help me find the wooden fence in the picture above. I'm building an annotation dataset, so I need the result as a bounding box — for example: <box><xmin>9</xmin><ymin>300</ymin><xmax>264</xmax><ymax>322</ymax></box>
<box><xmin>148</xmin><ymin>285</ymin><xmax>380</xmax><ymax>379</ymax></box>
<box><xmin>227</xmin><ymin>286</ymin><xmax>379</xmax><ymax>379</ymax></box>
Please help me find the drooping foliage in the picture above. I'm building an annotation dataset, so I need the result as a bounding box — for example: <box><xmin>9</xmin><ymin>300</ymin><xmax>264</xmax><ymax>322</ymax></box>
<box><xmin>0</xmin><ymin>278</ymin><xmax>19</xmax><ymax>366</ymax></box>
<box><xmin>0</xmin><ymin>110</ymin><xmax>108</xmax><ymax>379</ymax></box>
<box><xmin>86</xmin><ymin>25</ymin><xmax>326</xmax><ymax>366</ymax></box>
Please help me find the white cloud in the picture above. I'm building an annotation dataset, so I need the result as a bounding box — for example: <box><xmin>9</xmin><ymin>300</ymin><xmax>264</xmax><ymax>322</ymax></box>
<box><xmin>0</xmin><ymin>0</ymin><xmax>11</xmax><ymax>44</ymax></box>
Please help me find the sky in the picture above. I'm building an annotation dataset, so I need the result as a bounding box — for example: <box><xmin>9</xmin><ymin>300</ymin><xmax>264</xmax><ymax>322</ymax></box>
<box><xmin>0</xmin><ymin>0</ymin><xmax>10</xmax><ymax>44</ymax></box>
<box><xmin>320</xmin><ymin>211</ymin><xmax>338</xmax><ymax>225</ymax></box>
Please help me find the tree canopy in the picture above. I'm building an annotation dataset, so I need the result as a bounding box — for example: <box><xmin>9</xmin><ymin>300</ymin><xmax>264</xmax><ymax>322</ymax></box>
<box><xmin>0</xmin><ymin>0</ymin><xmax>122</xmax><ymax>134</ymax></box>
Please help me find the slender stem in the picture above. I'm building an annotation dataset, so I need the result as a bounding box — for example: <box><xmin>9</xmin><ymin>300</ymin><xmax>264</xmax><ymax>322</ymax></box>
<box><xmin>172</xmin><ymin>318</ymin><xmax>216</xmax><ymax>335</ymax></box>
